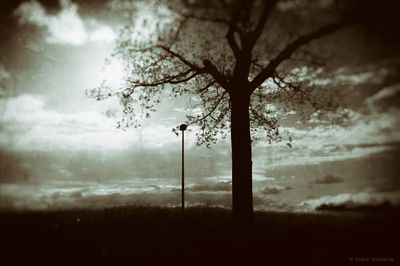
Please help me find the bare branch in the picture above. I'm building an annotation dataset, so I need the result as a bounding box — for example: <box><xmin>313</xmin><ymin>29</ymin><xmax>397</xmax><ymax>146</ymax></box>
<box><xmin>168</xmin><ymin>17</ymin><xmax>188</xmax><ymax>48</ymax></box>
<box><xmin>202</xmin><ymin>59</ymin><xmax>230</xmax><ymax>91</ymax></box>
<box><xmin>250</xmin><ymin>19</ymin><xmax>356</xmax><ymax>92</ymax></box>
<box><xmin>246</xmin><ymin>0</ymin><xmax>277</xmax><ymax>48</ymax></box>
<box><xmin>226</xmin><ymin>3</ymin><xmax>242</xmax><ymax>58</ymax></box>
<box><xmin>157</xmin><ymin>45</ymin><xmax>230</xmax><ymax>91</ymax></box>
<box><xmin>271</xmin><ymin>71</ymin><xmax>339</xmax><ymax>116</ymax></box>
<box><xmin>198</xmin><ymin>80</ymin><xmax>216</xmax><ymax>92</ymax></box>
<box><xmin>188</xmin><ymin>91</ymin><xmax>228</xmax><ymax>125</ymax></box>
<box><xmin>251</xmin><ymin>59</ymin><xmax>264</xmax><ymax>71</ymax></box>
<box><xmin>127</xmin><ymin>69</ymin><xmax>197</xmax><ymax>88</ymax></box>
<box><xmin>157</xmin><ymin>45</ymin><xmax>203</xmax><ymax>72</ymax></box>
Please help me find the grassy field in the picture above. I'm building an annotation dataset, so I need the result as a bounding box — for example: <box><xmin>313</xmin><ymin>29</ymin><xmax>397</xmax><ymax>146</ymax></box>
<box><xmin>0</xmin><ymin>206</ymin><xmax>398</xmax><ymax>265</ymax></box>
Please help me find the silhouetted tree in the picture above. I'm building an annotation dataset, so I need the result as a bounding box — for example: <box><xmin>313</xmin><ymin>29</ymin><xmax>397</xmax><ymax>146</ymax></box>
<box><xmin>89</xmin><ymin>0</ymin><xmax>359</xmax><ymax>227</ymax></box>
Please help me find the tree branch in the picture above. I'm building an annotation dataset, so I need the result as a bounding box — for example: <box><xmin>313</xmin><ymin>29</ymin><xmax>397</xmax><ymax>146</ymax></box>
<box><xmin>197</xmin><ymin>80</ymin><xmax>216</xmax><ymax>92</ymax></box>
<box><xmin>188</xmin><ymin>91</ymin><xmax>228</xmax><ymax>125</ymax></box>
<box><xmin>202</xmin><ymin>59</ymin><xmax>230</xmax><ymax>91</ymax></box>
<box><xmin>226</xmin><ymin>4</ymin><xmax>242</xmax><ymax>58</ymax></box>
<box><xmin>246</xmin><ymin>0</ymin><xmax>277</xmax><ymax>48</ymax></box>
<box><xmin>127</xmin><ymin>69</ymin><xmax>196</xmax><ymax>88</ymax></box>
<box><xmin>249</xmin><ymin>19</ymin><xmax>356</xmax><ymax>92</ymax></box>
<box><xmin>155</xmin><ymin>46</ymin><xmax>230</xmax><ymax>92</ymax></box>
<box><xmin>157</xmin><ymin>45</ymin><xmax>204</xmax><ymax>72</ymax></box>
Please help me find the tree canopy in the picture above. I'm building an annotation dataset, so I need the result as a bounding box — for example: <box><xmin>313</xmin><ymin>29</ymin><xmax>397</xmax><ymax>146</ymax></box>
<box><xmin>88</xmin><ymin>0</ymin><xmax>358</xmax><ymax>147</ymax></box>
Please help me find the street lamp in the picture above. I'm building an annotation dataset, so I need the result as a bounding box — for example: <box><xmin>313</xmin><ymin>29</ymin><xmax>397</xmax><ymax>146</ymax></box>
<box><xmin>179</xmin><ymin>124</ymin><xmax>187</xmax><ymax>216</ymax></box>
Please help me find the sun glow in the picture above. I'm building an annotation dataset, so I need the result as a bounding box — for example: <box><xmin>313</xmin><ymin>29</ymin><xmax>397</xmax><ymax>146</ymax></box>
<box><xmin>101</xmin><ymin>57</ymin><xmax>125</xmax><ymax>88</ymax></box>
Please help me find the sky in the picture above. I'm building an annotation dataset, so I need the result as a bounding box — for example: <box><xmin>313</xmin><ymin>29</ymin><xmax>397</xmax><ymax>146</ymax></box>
<box><xmin>0</xmin><ymin>0</ymin><xmax>400</xmax><ymax>212</ymax></box>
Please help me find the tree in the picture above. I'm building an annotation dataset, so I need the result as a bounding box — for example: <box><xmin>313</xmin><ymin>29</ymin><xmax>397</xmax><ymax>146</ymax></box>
<box><xmin>88</xmin><ymin>0</ymin><xmax>358</xmax><ymax>227</ymax></box>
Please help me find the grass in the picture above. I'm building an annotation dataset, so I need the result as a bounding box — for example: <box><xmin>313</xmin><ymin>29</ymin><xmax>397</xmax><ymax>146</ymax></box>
<box><xmin>0</xmin><ymin>206</ymin><xmax>398</xmax><ymax>265</ymax></box>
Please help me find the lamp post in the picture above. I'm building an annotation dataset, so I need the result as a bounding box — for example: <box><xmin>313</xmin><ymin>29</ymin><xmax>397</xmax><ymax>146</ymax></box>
<box><xmin>179</xmin><ymin>124</ymin><xmax>187</xmax><ymax>216</ymax></box>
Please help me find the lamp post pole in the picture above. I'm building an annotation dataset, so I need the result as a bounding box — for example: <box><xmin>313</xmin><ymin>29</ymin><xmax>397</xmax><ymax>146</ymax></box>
<box><xmin>179</xmin><ymin>124</ymin><xmax>187</xmax><ymax>217</ymax></box>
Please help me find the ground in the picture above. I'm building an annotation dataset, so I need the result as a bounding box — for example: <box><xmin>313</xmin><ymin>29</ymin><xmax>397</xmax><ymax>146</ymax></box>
<box><xmin>0</xmin><ymin>206</ymin><xmax>398</xmax><ymax>265</ymax></box>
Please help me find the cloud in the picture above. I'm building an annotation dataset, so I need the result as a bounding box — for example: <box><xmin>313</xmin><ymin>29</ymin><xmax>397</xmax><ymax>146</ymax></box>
<box><xmin>253</xmin><ymin>57</ymin><xmax>400</xmax><ymax>169</ymax></box>
<box><xmin>0</xmin><ymin>184</ymin><xmax>229</xmax><ymax>211</ymax></box>
<box><xmin>365</xmin><ymin>83</ymin><xmax>400</xmax><ymax>110</ymax></box>
<box><xmin>261</xmin><ymin>185</ymin><xmax>293</xmax><ymax>195</ymax></box>
<box><xmin>312</xmin><ymin>70</ymin><xmax>386</xmax><ymax>87</ymax></box>
<box><xmin>300</xmin><ymin>191</ymin><xmax>400</xmax><ymax>211</ymax></box>
<box><xmin>254</xmin><ymin>107</ymin><xmax>400</xmax><ymax>168</ymax></box>
<box><xmin>14</xmin><ymin>0</ymin><xmax>115</xmax><ymax>45</ymax></box>
<box><xmin>311</xmin><ymin>57</ymin><xmax>399</xmax><ymax>88</ymax></box>
<box><xmin>0</xmin><ymin>64</ymin><xmax>10</xmax><ymax>81</ymax></box>
<box><xmin>0</xmin><ymin>94</ymin><xmax>177</xmax><ymax>151</ymax></box>
<box><xmin>187</xmin><ymin>181</ymin><xmax>232</xmax><ymax>192</ymax></box>
<box><xmin>312</xmin><ymin>174</ymin><xmax>344</xmax><ymax>185</ymax></box>
<box><xmin>254</xmin><ymin>196</ymin><xmax>297</xmax><ymax>212</ymax></box>
<box><xmin>89</xmin><ymin>25</ymin><xmax>116</xmax><ymax>43</ymax></box>
<box><xmin>0</xmin><ymin>64</ymin><xmax>11</xmax><ymax>98</ymax></box>
<box><xmin>0</xmin><ymin>178</ymin><xmax>301</xmax><ymax>212</ymax></box>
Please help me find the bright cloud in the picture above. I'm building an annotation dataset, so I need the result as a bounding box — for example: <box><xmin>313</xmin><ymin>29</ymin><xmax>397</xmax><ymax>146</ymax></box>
<box><xmin>14</xmin><ymin>0</ymin><xmax>116</xmax><ymax>45</ymax></box>
<box><xmin>0</xmin><ymin>94</ymin><xmax>191</xmax><ymax>151</ymax></box>
<box><xmin>311</xmin><ymin>62</ymin><xmax>394</xmax><ymax>87</ymax></box>
<box><xmin>301</xmin><ymin>191</ymin><xmax>400</xmax><ymax>210</ymax></box>
<box><xmin>89</xmin><ymin>25</ymin><xmax>117</xmax><ymax>43</ymax></box>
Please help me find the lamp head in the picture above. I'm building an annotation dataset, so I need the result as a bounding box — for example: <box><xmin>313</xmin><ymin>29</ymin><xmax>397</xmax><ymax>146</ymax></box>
<box><xmin>179</xmin><ymin>124</ymin><xmax>187</xmax><ymax>131</ymax></box>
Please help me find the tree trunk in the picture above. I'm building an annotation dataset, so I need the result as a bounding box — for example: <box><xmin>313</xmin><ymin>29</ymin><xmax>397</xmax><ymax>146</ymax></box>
<box><xmin>230</xmin><ymin>92</ymin><xmax>253</xmax><ymax>228</ymax></box>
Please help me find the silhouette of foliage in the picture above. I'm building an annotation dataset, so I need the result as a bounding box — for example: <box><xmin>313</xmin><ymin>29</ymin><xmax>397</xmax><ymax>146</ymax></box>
<box><xmin>88</xmin><ymin>0</ymin><xmax>355</xmax><ymax>147</ymax></box>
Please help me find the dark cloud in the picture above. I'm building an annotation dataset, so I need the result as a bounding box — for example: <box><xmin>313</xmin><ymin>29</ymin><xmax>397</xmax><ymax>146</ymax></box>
<box><xmin>261</xmin><ymin>185</ymin><xmax>294</xmax><ymax>195</ymax></box>
<box><xmin>187</xmin><ymin>181</ymin><xmax>231</xmax><ymax>192</ymax></box>
<box><xmin>312</xmin><ymin>174</ymin><xmax>344</xmax><ymax>185</ymax></box>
